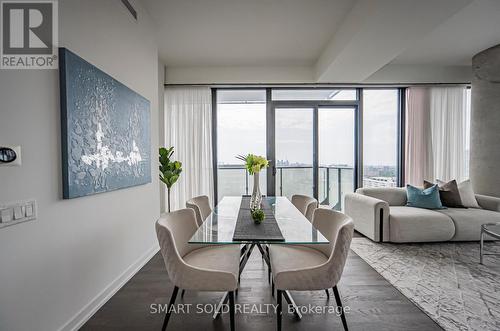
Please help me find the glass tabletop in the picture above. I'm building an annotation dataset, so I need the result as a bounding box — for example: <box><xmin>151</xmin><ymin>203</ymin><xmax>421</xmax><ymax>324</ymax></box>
<box><xmin>482</xmin><ymin>222</ymin><xmax>500</xmax><ymax>238</ymax></box>
<box><xmin>189</xmin><ymin>196</ymin><xmax>329</xmax><ymax>244</ymax></box>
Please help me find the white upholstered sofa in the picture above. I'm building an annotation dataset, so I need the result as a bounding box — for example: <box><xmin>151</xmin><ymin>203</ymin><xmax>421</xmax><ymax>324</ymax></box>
<box><xmin>345</xmin><ymin>187</ymin><xmax>500</xmax><ymax>243</ymax></box>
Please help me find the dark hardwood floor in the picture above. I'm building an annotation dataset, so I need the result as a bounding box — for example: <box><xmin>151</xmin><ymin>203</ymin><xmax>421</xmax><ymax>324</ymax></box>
<box><xmin>82</xmin><ymin>244</ymin><xmax>441</xmax><ymax>331</ymax></box>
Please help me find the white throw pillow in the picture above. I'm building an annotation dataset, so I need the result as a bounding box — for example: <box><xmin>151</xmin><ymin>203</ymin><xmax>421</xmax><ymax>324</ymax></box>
<box><xmin>437</xmin><ymin>179</ymin><xmax>481</xmax><ymax>208</ymax></box>
<box><xmin>456</xmin><ymin>179</ymin><xmax>480</xmax><ymax>208</ymax></box>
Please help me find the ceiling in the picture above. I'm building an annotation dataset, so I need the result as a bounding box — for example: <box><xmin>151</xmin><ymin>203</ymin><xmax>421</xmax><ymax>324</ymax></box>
<box><xmin>392</xmin><ymin>0</ymin><xmax>500</xmax><ymax>66</ymax></box>
<box><xmin>142</xmin><ymin>0</ymin><xmax>355</xmax><ymax>67</ymax></box>
<box><xmin>141</xmin><ymin>0</ymin><xmax>500</xmax><ymax>83</ymax></box>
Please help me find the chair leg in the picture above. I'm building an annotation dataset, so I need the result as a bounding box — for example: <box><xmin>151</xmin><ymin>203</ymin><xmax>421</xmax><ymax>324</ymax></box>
<box><xmin>229</xmin><ymin>291</ymin><xmax>235</xmax><ymax>331</ymax></box>
<box><xmin>266</xmin><ymin>245</ymin><xmax>271</xmax><ymax>284</ymax></box>
<box><xmin>332</xmin><ymin>286</ymin><xmax>348</xmax><ymax>331</ymax></box>
<box><xmin>162</xmin><ymin>286</ymin><xmax>179</xmax><ymax>331</ymax></box>
<box><xmin>276</xmin><ymin>290</ymin><xmax>283</xmax><ymax>331</ymax></box>
<box><xmin>325</xmin><ymin>288</ymin><xmax>330</xmax><ymax>299</ymax></box>
<box><xmin>181</xmin><ymin>289</ymin><xmax>185</xmax><ymax>298</ymax></box>
<box><xmin>271</xmin><ymin>277</ymin><xmax>275</xmax><ymax>297</ymax></box>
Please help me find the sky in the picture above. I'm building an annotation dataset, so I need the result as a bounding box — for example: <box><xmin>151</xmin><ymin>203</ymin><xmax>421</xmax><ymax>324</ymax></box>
<box><xmin>217</xmin><ymin>89</ymin><xmax>400</xmax><ymax>167</ymax></box>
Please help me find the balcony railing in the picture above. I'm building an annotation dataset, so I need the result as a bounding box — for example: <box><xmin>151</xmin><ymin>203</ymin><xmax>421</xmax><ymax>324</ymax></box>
<box><xmin>217</xmin><ymin>165</ymin><xmax>355</xmax><ymax>210</ymax></box>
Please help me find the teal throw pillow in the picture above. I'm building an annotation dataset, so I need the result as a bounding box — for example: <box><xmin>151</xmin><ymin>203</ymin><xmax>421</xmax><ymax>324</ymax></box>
<box><xmin>406</xmin><ymin>184</ymin><xmax>445</xmax><ymax>209</ymax></box>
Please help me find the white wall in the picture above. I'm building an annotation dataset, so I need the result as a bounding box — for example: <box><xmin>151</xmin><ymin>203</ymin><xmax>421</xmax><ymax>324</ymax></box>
<box><xmin>165</xmin><ymin>65</ymin><xmax>314</xmax><ymax>84</ymax></box>
<box><xmin>159</xmin><ymin>61</ymin><xmax>166</xmax><ymax>212</ymax></box>
<box><xmin>0</xmin><ymin>1</ymin><xmax>161</xmax><ymax>330</ymax></box>
<box><xmin>165</xmin><ymin>63</ymin><xmax>472</xmax><ymax>85</ymax></box>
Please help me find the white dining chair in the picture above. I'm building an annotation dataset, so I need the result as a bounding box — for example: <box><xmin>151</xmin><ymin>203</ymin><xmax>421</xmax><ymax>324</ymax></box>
<box><xmin>266</xmin><ymin>195</ymin><xmax>318</xmax><ymax>285</ymax></box>
<box><xmin>269</xmin><ymin>208</ymin><xmax>354</xmax><ymax>331</ymax></box>
<box><xmin>181</xmin><ymin>195</ymin><xmax>213</xmax><ymax>298</ymax></box>
<box><xmin>186</xmin><ymin>195</ymin><xmax>212</xmax><ymax>227</ymax></box>
<box><xmin>291</xmin><ymin>194</ymin><xmax>318</xmax><ymax>222</ymax></box>
<box><xmin>156</xmin><ymin>209</ymin><xmax>240</xmax><ymax>331</ymax></box>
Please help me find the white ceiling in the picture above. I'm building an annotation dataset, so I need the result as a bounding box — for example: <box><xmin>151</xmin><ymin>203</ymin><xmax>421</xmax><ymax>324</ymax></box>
<box><xmin>141</xmin><ymin>0</ymin><xmax>500</xmax><ymax>83</ymax></box>
<box><xmin>392</xmin><ymin>0</ymin><xmax>500</xmax><ymax>66</ymax></box>
<box><xmin>142</xmin><ymin>0</ymin><xmax>355</xmax><ymax>66</ymax></box>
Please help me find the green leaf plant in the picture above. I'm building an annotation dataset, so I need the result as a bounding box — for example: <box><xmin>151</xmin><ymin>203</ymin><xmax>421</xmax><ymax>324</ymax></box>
<box><xmin>251</xmin><ymin>209</ymin><xmax>265</xmax><ymax>224</ymax></box>
<box><xmin>159</xmin><ymin>146</ymin><xmax>182</xmax><ymax>212</ymax></box>
<box><xmin>236</xmin><ymin>154</ymin><xmax>270</xmax><ymax>175</ymax></box>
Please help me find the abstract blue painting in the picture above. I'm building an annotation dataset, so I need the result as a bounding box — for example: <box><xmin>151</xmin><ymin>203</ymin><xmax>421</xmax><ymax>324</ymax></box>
<box><xmin>59</xmin><ymin>48</ymin><xmax>151</xmax><ymax>199</ymax></box>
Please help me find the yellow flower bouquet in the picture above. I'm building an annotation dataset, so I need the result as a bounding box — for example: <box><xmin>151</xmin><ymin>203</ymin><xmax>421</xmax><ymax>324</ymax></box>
<box><xmin>236</xmin><ymin>154</ymin><xmax>269</xmax><ymax>175</ymax></box>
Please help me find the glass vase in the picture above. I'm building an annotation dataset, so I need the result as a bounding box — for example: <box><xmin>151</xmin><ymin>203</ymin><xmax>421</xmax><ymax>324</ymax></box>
<box><xmin>250</xmin><ymin>172</ymin><xmax>262</xmax><ymax>211</ymax></box>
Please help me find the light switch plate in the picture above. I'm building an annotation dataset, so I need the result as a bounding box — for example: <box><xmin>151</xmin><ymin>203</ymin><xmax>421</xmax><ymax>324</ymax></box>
<box><xmin>25</xmin><ymin>204</ymin><xmax>33</xmax><ymax>217</ymax></box>
<box><xmin>0</xmin><ymin>208</ymin><xmax>13</xmax><ymax>223</ymax></box>
<box><xmin>0</xmin><ymin>199</ymin><xmax>36</xmax><ymax>228</ymax></box>
<box><xmin>14</xmin><ymin>206</ymin><xmax>24</xmax><ymax>219</ymax></box>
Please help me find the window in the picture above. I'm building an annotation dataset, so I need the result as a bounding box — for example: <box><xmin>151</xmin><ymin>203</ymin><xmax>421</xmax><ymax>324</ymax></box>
<box><xmin>272</xmin><ymin>89</ymin><xmax>356</xmax><ymax>101</ymax></box>
<box><xmin>213</xmin><ymin>87</ymin><xmax>405</xmax><ymax>207</ymax></box>
<box><xmin>216</xmin><ymin>90</ymin><xmax>267</xmax><ymax>202</ymax></box>
<box><xmin>362</xmin><ymin>89</ymin><xmax>399</xmax><ymax>188</ymax></box>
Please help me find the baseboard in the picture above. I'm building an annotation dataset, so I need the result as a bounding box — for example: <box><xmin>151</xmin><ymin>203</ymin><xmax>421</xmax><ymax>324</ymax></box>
<box><xmin>58</xmin><ymin>244</ymin><xmax>160</xmax><ymax>331</ymax></box>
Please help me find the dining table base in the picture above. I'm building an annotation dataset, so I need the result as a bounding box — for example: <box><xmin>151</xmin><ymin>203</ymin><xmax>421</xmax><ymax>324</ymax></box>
<box><xmin>213</xmin><ymin>243</ymin><xmax>302</xmax><ymax>320</ymax></box>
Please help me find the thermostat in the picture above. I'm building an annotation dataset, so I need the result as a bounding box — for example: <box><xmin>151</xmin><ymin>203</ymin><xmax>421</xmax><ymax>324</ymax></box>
<box><xmin>0</xmin><ymin>146</ymin><xmax>21</xmax><ymax>166</ymax></box>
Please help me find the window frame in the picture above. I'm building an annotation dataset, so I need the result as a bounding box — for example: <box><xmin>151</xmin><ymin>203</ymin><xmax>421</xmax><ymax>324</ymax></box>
<box><xmin>361</xmin><ymin>88</ymin><xmax>405</xmax><ymax>189</ymax></box>
<box><xmin>212</xmin><ymin>86</ymin><xmax>406</xmax><ymax>202</ymax></box>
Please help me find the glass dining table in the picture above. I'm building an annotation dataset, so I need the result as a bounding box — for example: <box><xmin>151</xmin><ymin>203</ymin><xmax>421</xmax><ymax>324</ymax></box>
<box><xmin>189</xmin><ymin>196</ymin><xmax>329</xmax><ymax>319</ymax></box>
<box><xmin>190</xmin><ymin>196</ymin><xmax>329</xmax><ymax>244</ymax></box>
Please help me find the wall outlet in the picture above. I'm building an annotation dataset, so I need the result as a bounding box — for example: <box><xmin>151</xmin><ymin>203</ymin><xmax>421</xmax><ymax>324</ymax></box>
<box><xmin>0</xmin><ymin>199</ymin><xmax>36</xmax><ymax>229</ymax></box>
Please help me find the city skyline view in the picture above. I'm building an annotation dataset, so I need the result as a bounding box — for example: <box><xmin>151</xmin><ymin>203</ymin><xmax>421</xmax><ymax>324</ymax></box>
<box><xmin>216</xmin><ymin>89</ymin><xmax>401</xmax><ymax>205</ymax></box>
<box><xmin>217</xmin><ymin>89</ymin><xmax>399</xmax><ymax>167</ymax></box>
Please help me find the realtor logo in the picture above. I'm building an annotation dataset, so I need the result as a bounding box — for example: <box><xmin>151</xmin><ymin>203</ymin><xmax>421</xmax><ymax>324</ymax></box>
<box><xmin>1</xmin><ymin>0</ymin><xmax>58</xmax><ymax>69</ymax></box>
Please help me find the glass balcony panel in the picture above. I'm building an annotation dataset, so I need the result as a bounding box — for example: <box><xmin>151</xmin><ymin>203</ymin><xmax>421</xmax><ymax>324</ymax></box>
<box><xmin>217</xmin><ymin>167</ymin><xmax>267</xmax><ymax>201</ymax></box>
<box><xmin>340</xmin><ymin>168</ymin><xmax>354</xmax><ymax>211</ymax></box>
<box><xmin>217</xmin><ymin>168</ymin><xmax>248</xmax><ymax>201</ymax></box>
<box><xmin>319</xmin><ymin>167</ymin><xmax>339</xmax><ymax>209</ymax></box>
<box><xmin>276</xmin><ymin>167</ymin><xmax>314</xmax><ymax>200</ymax></box>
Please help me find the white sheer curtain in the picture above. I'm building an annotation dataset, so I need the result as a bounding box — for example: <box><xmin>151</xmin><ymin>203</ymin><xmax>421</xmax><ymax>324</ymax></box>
<box><xmin>430</xmin><ymin>87</ymin><xmax>467</xmax><ymax>182</ymax></box>
<box><xmin>165</xmin><ymin>87</ymin><xmax>213</xmax><ymax>211</ymax></box>
<box><xmin>406</xmin><ymin>86</ymin><xmax>468</xmax><ymax>185</ymax></box>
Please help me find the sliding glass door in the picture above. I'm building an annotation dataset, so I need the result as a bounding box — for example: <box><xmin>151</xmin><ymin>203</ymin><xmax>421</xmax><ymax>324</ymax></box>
<box><xmin>318</xmin><ymin>107</ymin><xmax>356</xmax><ymax>210</ymax></box>
<box><xmin>274</xmin><ymin>104</ymin><xmax>357</xmax><ymax>210</ymax></box>
<box><xmin>275</xmin><ymin>108</ymin><xmax>314</xmax><ymax>199</ymax></box>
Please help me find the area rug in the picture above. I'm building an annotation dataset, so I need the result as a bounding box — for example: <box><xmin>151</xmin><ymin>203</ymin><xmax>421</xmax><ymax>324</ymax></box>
<box><xmin>350</xmin><ymin>237</ymin><xmax>500</xmax><ymax>331</ymax></box>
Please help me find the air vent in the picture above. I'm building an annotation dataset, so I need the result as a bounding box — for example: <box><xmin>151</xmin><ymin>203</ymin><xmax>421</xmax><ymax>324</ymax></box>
<box><xmin>121</xmin><ymin>0</ymin><xmax>137</xmax><ymax>20</ymax></box>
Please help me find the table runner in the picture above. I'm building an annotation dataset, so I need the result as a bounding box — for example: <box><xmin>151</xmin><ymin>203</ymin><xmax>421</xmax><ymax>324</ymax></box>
<box><xmin>232</xmin><ymin>197</ymin><xmax>285</xmax><ymax>242</ymax></box>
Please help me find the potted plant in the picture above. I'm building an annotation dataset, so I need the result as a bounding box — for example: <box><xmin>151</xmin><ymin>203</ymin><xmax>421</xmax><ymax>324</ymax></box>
<box><xmin>236</xmin><ymin>154</ymin><xmax>269</xmax><ymax>211</ymax></box>
<box><xmin>251</xmin><ymin>209</ymin><xmax>265</xmax><ymax>224</ymax></box>
<box><xmin>159</xmin><ymin>147</ymin><xmax>182</xmax><ymax>212</ymax></box>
